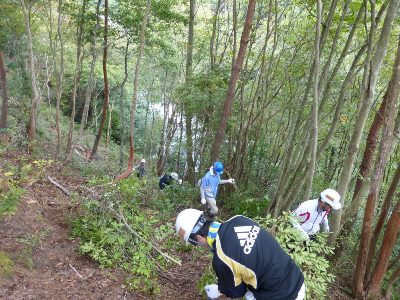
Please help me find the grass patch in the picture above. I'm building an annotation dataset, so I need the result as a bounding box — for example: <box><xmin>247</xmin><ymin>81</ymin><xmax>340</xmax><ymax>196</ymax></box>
<box><xmin>0</xmin><ymin>251</ymin><xmax>14</xmax><ymax>280</ymax></box>
<box><xmin>0</xmin><ymin>186</ymin><xmax>25</xmax><ymax>219</ymax></box>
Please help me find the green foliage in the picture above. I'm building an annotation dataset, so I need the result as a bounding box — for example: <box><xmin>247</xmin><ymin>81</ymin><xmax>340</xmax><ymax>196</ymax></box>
<box><xmin>0</xmin><ymin>185</ymin><xmax>24</xmax><ymax>219</ymax></box>
<box><xmin>197</xmin><ymin>261</ymin><xmax>217</xmax><ymax>299</ymax></box>
<box><xmin>0</xmin><ymin>251</ymin><xmax>13</xmax><ymax>279</ymax></box>
<box><xmin>17</xmin><ymin>230</ymin><xmax>48</xmax><ymax>269</ymax></box>
<box><xmin>223</xmin><ymin>188</ymin><xmax>270</xmax><ymax>219</ymax></box>
<box><xmin>149</xmin><ymin>181</ymin><xmax>198</xmax><ymax>220</ymax></box>
<box><xmin>256</xmin><ymin>213</ymin><xmax>335</xmax><ymax>300</ymax></box>
<box><xmin>71</xmin><ymin>176</ymin><xmax>180</xmax><ymax>295</ymax></box>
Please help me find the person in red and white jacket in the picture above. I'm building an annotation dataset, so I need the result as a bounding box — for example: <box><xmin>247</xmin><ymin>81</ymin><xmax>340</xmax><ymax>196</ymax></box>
<box><xmin>292</xmin><ymin>189</ymin><xmax>342</xmax><ymax>240</ymax></box>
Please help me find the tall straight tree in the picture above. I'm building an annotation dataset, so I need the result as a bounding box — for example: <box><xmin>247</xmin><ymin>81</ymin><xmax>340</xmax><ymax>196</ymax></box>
<box><xmin>21</xmin><ymin>0</ymin><xmax>40</xmax><ymax>152</ymax></box>
<box><xmin>116</xmin><ymin>0</ymin><xmax>151</xmax><ymax>180</ymax></box>
<box><xmin>210</xmin><ymin>0</ymin><xmax>257</xmax><ymax>162</ymax></box>
<box><xmin>184</xmin><ymin>0</ymin><xmax>196</xmax><ymax>185</ymax></box>
<box><xmin>90</xmin><ymin>0</ymin><xmax>109</xmax><ymax>160</ymax></box>
<box><xmin>353</xmin><ymin>33</ymin><xmax>400</xmax><ymax>298</ymax></box>
<box><xmin>66</xmin><ymin>0</ymin><xmax>87</xmax><ymax>157</ymax></box>
<box><xmin>330</xmin><ymin>0</ymin><xmax>400</xmax><ymax>242</ymax></box>
<box><xmin>55</xmin><ymin>0</ymin><xmax>64</xmax><ymax>154</ymax></box>
<box><xmin>0</xmin><ymin>51</ymin><xmax>8</xmax><ymax>128</ymax></box>
<box><xmin>80</xmin><ymin>0</ymin><xmax>102</xmax><ymax>133</ymax></box>
<box><xmin>303</xmin><ymin>0</ymin><xmax>321</xmax><ymax>201</ymax></box>
<box><xmin>366</xmin><ymin>165</ymin><xmax>400</xmax><ymax>299</ymax></box>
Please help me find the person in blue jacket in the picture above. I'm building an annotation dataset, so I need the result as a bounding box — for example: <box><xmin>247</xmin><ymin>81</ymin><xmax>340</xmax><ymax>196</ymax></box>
<box><xmin>175</xmin><ymin>209</ymin><xmax>306</xmax><ymax>300</ymax></box>
<box><xmin>199</xmin><ymin>161</ymin><xmax>235</xmax><ymax>217</ymax></box>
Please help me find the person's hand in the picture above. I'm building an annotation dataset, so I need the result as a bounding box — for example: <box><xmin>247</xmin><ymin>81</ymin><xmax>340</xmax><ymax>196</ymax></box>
<box><xmin>228</xmin><ymin>178</ymin><xmax>235</xmax><ymax>184</ymax></box>
<box><xmin>201</xmin><ymin>198</ymin><xmax>206</xmax><ymax>205</ymax></box>
<box><xmin>205</xmin><ymin>284</ymin><xmax>222</xmax><ymax>299</ymax></box>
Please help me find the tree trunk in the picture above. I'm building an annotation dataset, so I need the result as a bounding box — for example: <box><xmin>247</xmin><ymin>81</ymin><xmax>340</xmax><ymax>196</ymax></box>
<box><xmin>105</xmin><ymin>103</ymin><xmax>112</xmax><ymax>148</ymax></box>
<box><xmin>367</xmin><ymin>187</ymin><xmax>400</xmax><ymax>299</ymax></box>
<box><xmin>66</xmin><ymin>0</ymin><xmax>87</xmax><ymax>157</ymax></box>
<box><xmin>90</xmin><ymin>0</ymin><xmax>109</xmax><ymax>160</ymax></box>
<box><xmin>115</xmin><ymin>0</ymin><xmax>151</xmax><ymax>180</ymax></box>
<box><xmin>331</xmin><ymin>0</ymin><xmax>399</xmax><ymax>244</ymax></box>
<box><xmin>80</xmin><ymin>0</ymin><xmax>101</xmax><ymax>133</ymax></box>
<box><xmin>184</xmin><ymin>0</ymin><xmax>196</xmax><ymax>185</ymax></box>
<box><xmin>385</xmin><ymin>264</ymin><xmax>400</xmax><ymax>300</ymax></box>
<box><xmin>353</xmin><ymin>29</ymin><xmax>400</xmax><ymax>296</ymax></box>
<box><xmin>210</xmin><ymin>0</ymin><xmax>256</xmax><ymax>162</ymax></box>
<box><xmin>21</xmin><ymin>0</ymin><xmax>41</xmax><ymax>153</ymax></box>
<box><xmin>363</xmin><ymin>37</ymin><xmax>400</xmax><ymax>279</ymax></box>
<box><xmin>303</xmin><ymin>0</ymin><xmax>321</xmax><ymax>201</ymax></box>
<box><xmin>55</xmin><ymin>0</ymin><xmax>64</xmax><ymax>154</ymax></box>
<box><xmin>0</xmin><ymin>51</ymin><xmax>8</xmax><ymax>129</ymax></box>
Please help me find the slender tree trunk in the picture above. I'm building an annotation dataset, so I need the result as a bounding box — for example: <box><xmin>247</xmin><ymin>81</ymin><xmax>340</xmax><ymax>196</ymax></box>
<box><xmin>184</xmin><ymin>0</ymin><xmax>196</xmax><ymax>185</ymax></box>
<box><xmin>118</xmin><ymin>38</ymin><xmax>130</xmax><ymax>168</ymax></box>
<box><xmin>385</xmin><ymin>264</ymin><xmax>400</xmax><ymax>300</ymax></box>
<box><xmin>353</xmin><ymin>31</ymin><xmax>400</xmax><ymax>296</ymax></box>
<box><xmin>0</xmin><ymin>51</ymin><xmax>8</xmax><ymax>129</ymax></box>
<box><xmin>90</xmin><ymin>0</ymin><xmax>109</xmax><ymax>160</ymax></box>
<box><xmin>66</xmin><ymin>0</ymin><xmax>87</xmax><ymax>156</ymax></box>
<box><xmin>331</xmin><ymin>0</ymin><xmax>399</xmax><ymax>243</ymax></box>
<box><xmin>303</xmin><ymin>0</ymin><xmax>321</xmax><ymax>201</ymax></box>
<box><xmin>105</xmin><ymin>103</ymin><xmax>112</xmax><ymax>148</ymax></box>
<box><xmin>80</xmin><ymin>0</ymin><xmax>101</xmax><ymax>133</ymax></box>
<box><xmin>116</xmin><ymin>0</ymin><xmax>151</xmax><ymax>180</ymax></box>
<box><xmin>367</xmin><ymin>191</ymin><xmax>400</xmax><ymax>299</ymax></box>
<box><xmin>21</xmin><ymin>0</ymin><xmax>41</xmax><ymax>153</ymax></box>
<box><xmin>55</xmin><ymin>0</ymin><xmax>64</xmax><ymax>154</ymax></box>
<box><xmin>210</xmin><ymin>0</ymin><xmax>256</xmax><ymax>162</ymax></box>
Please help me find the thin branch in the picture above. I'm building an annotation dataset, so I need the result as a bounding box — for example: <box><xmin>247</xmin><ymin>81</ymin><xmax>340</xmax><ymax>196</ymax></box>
<box><xmin>69</xmin><ymin>263</ymin><xmax>93</xmax><ymax>279</ymax></box>
<box><xmin>107</xmin><ymin>205</ymin><xmax>181</xmax><ymax>265</ymax></box>
<box><xmin>47</xmin><ymin>175</ymin><xmax>71</xmax><ymax>196</ymax></box>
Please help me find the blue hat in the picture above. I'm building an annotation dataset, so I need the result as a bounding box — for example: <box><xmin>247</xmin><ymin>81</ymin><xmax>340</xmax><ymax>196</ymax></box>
<box><xmin>213</xmin><ymin>161</ymin><xmax>224</xmax><ymax>175</ymax></box>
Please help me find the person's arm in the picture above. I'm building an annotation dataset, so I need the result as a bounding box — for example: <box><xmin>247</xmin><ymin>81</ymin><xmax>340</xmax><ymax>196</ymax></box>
<box><xmin>291</xmin><ymin>204</ymin><xmax>310</xmax><ymax>240</ymax></box>
<box><xmin>200</xmin><ymin>176</ymin><xmax>208</xmax><ymax>203</ymax></box>
<box><xmin>322</xmin><ymin>214</ymin><xmax>330</xmax><ymax>232</ymax></box>
<box><xmin>219</xmin><ymin>179</ymin><xmax>234</xmax><ymax>184</ymax></box>
<box><xmin>214</xmin><ymin>261</ymin><xmax>247</xmax><ymax>298</ymax></box>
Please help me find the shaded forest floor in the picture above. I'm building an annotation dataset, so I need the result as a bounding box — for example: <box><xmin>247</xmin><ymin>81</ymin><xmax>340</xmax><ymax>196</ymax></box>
<box><xmin>0</xmin><ymin>150</ymin><xmax>213</xmax><ymax>300</ymax></box>
<box><xmin>0</xmin><ymin>149</ymin><xmax>352</xmax><ymax>300</ymax></box>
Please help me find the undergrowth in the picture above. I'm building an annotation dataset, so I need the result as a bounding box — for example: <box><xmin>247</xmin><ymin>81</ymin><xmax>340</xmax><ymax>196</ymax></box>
<box><xmin>71</xmin><ymin>175</ymin><xmax>190</xmax><ymax>295</ymax></box>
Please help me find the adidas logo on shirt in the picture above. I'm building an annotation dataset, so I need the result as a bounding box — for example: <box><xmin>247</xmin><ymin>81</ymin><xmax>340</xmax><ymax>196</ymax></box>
<box><xmin>234</xmin><ymin>225</ymin><xmax>260</xmax><ymax>254</ymax></box>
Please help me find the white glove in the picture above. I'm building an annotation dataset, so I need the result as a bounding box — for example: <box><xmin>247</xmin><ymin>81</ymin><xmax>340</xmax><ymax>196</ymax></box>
<box><xmin>245</xmin><ymin>291</ymin><xmax>256</xmax><ymax>300</ymax></box>
<box><xmin>201</xmin><ymin>198</ymin><xmax>206</xmax><ymax>205</ymax></box>
<box><xmin>228</xmin><ymin>178</ymin><xmax>235</xmax><ymax>184</ymax></box>
<box><xmin>205</xmin><ymin>284</ymin><xmax>222</xmax><ymax>299</ymax></box>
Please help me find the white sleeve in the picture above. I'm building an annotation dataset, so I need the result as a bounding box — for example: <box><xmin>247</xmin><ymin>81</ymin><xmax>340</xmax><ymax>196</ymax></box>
<box><xmin>292</xmin><ymin>203</ymin><xmax>310</xmax><ymax>240</ymax></box>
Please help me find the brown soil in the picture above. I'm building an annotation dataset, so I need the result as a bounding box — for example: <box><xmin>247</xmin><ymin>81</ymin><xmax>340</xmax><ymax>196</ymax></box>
<box><xmin>0</xmin><ymin>150</ymin><xmax>353</xmax><ymax>300</ymax></box>
<box><xmin>0</xmin><ymin>153</ymin><xmax>208</xmax><ymax>300</ymax></box>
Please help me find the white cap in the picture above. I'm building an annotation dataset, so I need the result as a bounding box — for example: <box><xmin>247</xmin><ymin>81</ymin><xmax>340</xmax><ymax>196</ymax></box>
<box><xmin>171</xmin><ymin>172</ymin><xmax>178</xmax><ymax>180</ymax></box>
<box><xmin>175</xmin><ymin>209</ymin><xmax>203</xmax><ymax>243</ymax></box>
<box><xmin>141</xmin><ymin>159</ymin><xmax>146</xmax><ymax>163</ymax></box>
<box><xmin>320</xmin><ymin>189</ymin><xmax>341</xmax><ymax>210</ymax></box>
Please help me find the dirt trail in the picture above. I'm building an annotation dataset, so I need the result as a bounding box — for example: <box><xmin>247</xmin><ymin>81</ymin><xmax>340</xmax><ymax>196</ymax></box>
<box><xmin>0</xmin><ymin>160</ymin><xmax>206</xmax><ymax>300</ymax></box>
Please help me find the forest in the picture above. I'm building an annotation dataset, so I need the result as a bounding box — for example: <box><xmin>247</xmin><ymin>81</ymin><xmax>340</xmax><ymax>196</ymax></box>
<box><xmin>0</xmin><ymin>0</ymin><xmax>399</xmax><ymax>299</ymax></box>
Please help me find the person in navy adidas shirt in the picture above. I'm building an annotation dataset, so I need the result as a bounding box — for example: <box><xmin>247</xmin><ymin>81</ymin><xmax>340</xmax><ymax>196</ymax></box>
<box><xmin>175</xmin><ymin>209</ymin><xmax>305</xmax><ymax>300</ymax></box>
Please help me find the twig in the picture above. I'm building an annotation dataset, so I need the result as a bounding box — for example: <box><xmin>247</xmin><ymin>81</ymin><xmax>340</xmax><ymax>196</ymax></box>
<box><xmin>69</xmin><ymin>263</ymin><xmax>93</xmax><ymax>280</ymax></box>
<box><xmin>108</xmin><ymin>205</ymin><xmax>181</xmax><ymax>266</ymax></box>
<box><xmin>47</xmin><ymin>175</ymin><xmax>71</xmax><ymax>196</ymax></box>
